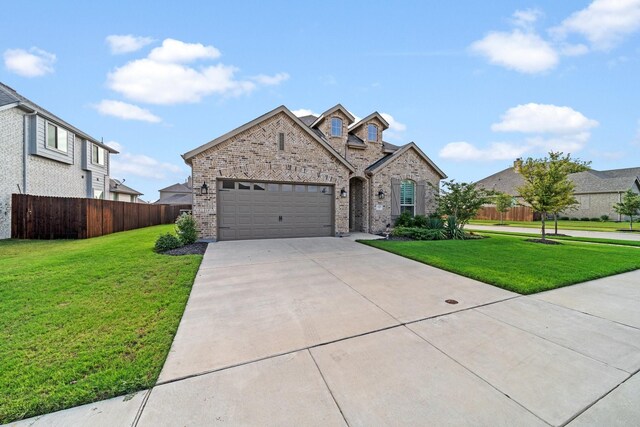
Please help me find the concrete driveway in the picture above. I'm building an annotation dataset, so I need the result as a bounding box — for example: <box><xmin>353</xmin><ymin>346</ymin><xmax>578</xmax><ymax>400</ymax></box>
<box><xmin>12</xmin><ymin>237</ymin><xmax>640</xmax><ymax>427</ymax></box>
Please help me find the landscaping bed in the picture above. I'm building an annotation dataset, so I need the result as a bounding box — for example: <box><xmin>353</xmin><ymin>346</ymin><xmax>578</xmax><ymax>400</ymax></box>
<box><xmin>361</xmin><ymin>234</ymin><xmax>640</xmax><ymax>294</ymax></box>
<box><xmin>0</xmin><ymin>225</ymin><xmax>202</xmax><ymax>424</ymax></box>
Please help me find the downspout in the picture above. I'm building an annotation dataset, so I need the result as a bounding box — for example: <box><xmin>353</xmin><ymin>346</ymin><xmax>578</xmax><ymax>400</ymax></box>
<box><xmin>23</xmin><ymin>110</ymin><xmax>37</xmax><ymax>194</ymax></box>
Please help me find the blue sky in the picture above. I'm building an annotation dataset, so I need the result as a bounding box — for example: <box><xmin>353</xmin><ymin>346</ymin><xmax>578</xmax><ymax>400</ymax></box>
<box><xmin>2</xmin><ymin>0</ymin><xmax>639</xmax><ymax>201</ymax></box>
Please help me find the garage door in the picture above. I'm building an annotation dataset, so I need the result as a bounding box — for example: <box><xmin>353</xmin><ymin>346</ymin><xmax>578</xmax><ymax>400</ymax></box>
<box><xmin>217</xmin><ymin>180</ymin><xmax>334</xmax><ymax>241</ymax></box>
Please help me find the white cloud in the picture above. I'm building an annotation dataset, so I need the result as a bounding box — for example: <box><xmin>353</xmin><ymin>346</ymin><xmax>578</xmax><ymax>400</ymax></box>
<box><xmin>109</xmin><ymin>142</ymin><xmax>184</xmax><ymax>180</ymax></box>
<box><xmin>94</xmin><ymin>99</ymin><xmax>161</xmax><ymax>123</ymax></box>
<box><xmin>470</xmin><ymin>29</ymin><xmax>558</xmax><ymax>74</ymax></box>
<box><xmin>380</xmin><ymin>113</ymin><xmax>407</xmax><ymax>132</ymax></box>
<box><xmin>251</xmin><ymin>72</ymin><xmax>290</xmax><ymax>85</ymax></box>
<box><xmin>439</xmin><ymin>141</ymin><xmax>530</xmax><ymax>161</ymax></box>
<box><xmin>551</xmin><ymin>0</ymin><xmax>640</xmax><ymax>50</ymax></box>
<box><xmin>292</xmin><ymin>108</ymin><xmax>319</xmax><ymax>117</ymax></box>
<box><xmin>491</xmin><ymin>103</ymin><xmax>598</xmax><ymax>134</ymax></box>
<box><xmin>3</xmin><ymin>47</ymin><xmax>56</xmax><ymax>77</ymax></box>
<box><xmin>511</xmin><ymin>9</ymin><xmax>543</xmax><ymax>30</ymax></box>
<box><xmin>107</xmin><ymin>38</ymin><xmax>287</xmax><ymax>105</ymax></box>
<box><xmin>148</xmin><ymin>38</ymin><xmax>220</xmax><ymax>63</ymax></box>
<box><xmin>441</xmin><ymin>103</ymin><xmax>599</xmax><ymax>163</ymax></box>
<box><xmin>106</xmin><ymin>35</ymin><xmax>154</xmax><ymax>54</ymax></box>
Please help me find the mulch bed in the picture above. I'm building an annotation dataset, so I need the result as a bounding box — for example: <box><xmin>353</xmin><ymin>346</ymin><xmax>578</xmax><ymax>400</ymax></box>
<box><xmin>526</xmin><ymin>238</ymin><xmax>562</xmax><ymax>245</ymax></box>
<box><xmin>546</xmin><ymin>233</ymin><xmax>570</xmax><ymax>237</ymax></box>
<box><xmin>162</xmin><ymin>242</ymin><xmax>208</xmax><ymax>256</ymax></box>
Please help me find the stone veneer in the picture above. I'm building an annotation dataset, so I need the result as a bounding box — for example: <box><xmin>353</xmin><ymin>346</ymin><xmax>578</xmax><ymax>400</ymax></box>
<box><xmin>190</xmin><ymin>111</ymin><xmax>352</xmax><ymax>240</ymax></box>
<box><xmin>370</xmin><ymin>148</ymin><xmax>441</xmax><ymax>233</ymax></box>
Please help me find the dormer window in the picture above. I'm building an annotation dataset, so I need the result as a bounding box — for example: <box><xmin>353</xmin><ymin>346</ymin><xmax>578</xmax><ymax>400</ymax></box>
<box><xmin>368</xmin><ymin>124</ymin><xmax>378</xmax><ymax>142</ymax></box>
<box><xmin>331</xmin><ymin>117</ymin><xmax>342</xmax><ymax>137</ymax></box>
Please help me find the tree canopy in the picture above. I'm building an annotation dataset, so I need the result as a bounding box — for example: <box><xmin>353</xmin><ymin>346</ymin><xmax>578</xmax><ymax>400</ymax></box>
<box><xmin>613</xmin><ymin>189</ymin><xmax>640</xmax><ymax>230</ymax></box>
<box><xmin>516</xmin><ymin>152</ymin><xmax>590</xmax><ymax>240</ymax></box>
<box><xmin>434</xmin><ymin>180</ymin><xmax>494</xmax><ymax>228</ymax></box>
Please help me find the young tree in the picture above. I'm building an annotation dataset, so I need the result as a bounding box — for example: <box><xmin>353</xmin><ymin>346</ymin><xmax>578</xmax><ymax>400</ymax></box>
<box><xmin>516</xmin><ymin>152</ymin><xmax>590</xmax><ymax>241</ymax></box>
<box><xmin>433</xmin><ymin>180</ymin><xmax>494</xmax><ymax>228</ymax></box>
<box><xmin>613</xmin><ymin>190</ymin><xmax>640</xmax><ymax>230</ymax></box>
<box><xmin>494</xmin><ymin>193</ymin><xmax>514</xmax><ymax>225</ymax></box>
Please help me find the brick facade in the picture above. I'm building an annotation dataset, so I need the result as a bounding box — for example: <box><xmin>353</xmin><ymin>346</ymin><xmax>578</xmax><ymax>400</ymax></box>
<box><xmin>0</xmin><ymin>109</ymin><xmax>24</xmax><ymax>239</ymax></box>
<box><xmin>191</xmin><ymin>112</ymin><xmax>352</xmax><ymax>239</ymax></box>
<box><xmin>187</xmin><ymin>106</ymin><xmax>444</xmax><ymax>240</ymax></box>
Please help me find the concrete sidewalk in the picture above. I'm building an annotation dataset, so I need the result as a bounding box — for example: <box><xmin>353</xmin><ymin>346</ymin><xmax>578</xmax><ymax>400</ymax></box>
<box><xmin>8</xmin><ymin>238</ymin><xmax>640</xmax><ymax>426</ymax></box>
<box><xmin>467</xmin><ymin>223</ymin><xmax>640</xmax><ymax>241</ymax></box>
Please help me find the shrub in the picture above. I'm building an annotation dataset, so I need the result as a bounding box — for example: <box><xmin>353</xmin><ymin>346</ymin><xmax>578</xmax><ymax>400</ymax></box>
<box><xmin>176</xmin><ymin>213</ymin><xmax>198</xmax><ymax>245</ymax></box>
<box><xmin>559</xmin><ymin>216</ymin><xmax>570</xmax><ymax>221</ymax></box>
<box><xmin>154</xmin><ymin>233</ymin><xmax>182</xmax><ymax>253</ymax></box>
<box><xmin>580</xmin><ymin>217</ymin><xmax>591</xmax><ymax>221</ymax></box>
<box><xmin>425</xmin><ymin>217</ymin><xmax>444</xmax><ymax>230</ymax></box>
<box><xmin>590</xmin><ymin>217</ymin><xmax>600</xmax><ymax>222</ymax></box>
<box><xmin>600</xmin><ymin>215</ymin><xmax>610</xmax><ymax>222</ymax></box>
<box><xmin>395</xmin><ymin>211</ymin><xmax>414</xmax><ymax>227</ymax></box>
<box><xmin>413</xmin><ymin>215</ymin><xmax>428</xmax><ymax>228</ymax></box>
<box><xmin>445</xmin><ymin>216</ymin><xmax>465</xmax><ymax>240</ymax></box>
<box><xmin>393</xmin><ymin>227</ymin><xmax>446</xmax><ymax>240</ymax></box>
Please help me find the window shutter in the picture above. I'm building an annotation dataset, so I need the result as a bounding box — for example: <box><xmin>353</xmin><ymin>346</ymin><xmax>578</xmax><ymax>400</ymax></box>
<box><xmin>416</xmin><ymin>181</ymin><xmax>426</xmax><ymax>215</ymax></box>
<box><xmin>391</xmin><ymin>178</ymin><xmax>401</xmax><ymax>219</ymax></box>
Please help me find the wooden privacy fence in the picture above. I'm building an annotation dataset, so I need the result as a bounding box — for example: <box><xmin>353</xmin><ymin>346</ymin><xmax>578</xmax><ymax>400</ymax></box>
<box><xmin>11</xmin><ymin>194</ymin><xmax>191</xmax><ymax>239</ymax></box>
<box><xmin>474</xmin><ymin>205</ymin><xmax>540</xmax><ymax>222</ymax></box>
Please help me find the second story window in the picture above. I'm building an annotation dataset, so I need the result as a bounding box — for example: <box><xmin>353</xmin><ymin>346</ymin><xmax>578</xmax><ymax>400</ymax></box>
<box><xmin>92</xmin><ymin>144</ymin><xmax>105</xmax><ymax>166</ymax></box>
<box><xmin>46</xmin><ymin>122</ymin><xmax>68</xmax><ymax>152</ymax></box>
<box><xmin>278</xmin><ymin>132</ymin><xmax>285</xmax><ymax>150</ymax></box>
<box><xmin>331</xmin><ymin>117</ymin><xmax>342</xmax><ymax>137</ymax></box>
<box><xmin>368</xmin><ymin>124</ymin><xmax>378</xmax><ymax>142</ymax></box>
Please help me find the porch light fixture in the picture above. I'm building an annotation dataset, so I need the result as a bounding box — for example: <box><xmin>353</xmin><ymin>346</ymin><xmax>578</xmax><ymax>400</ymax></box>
<box><xmin>340</xmin><ymin>188</ymin><xmax>347</xmax><ymax>198</ymax></box>
<box><xmin>200</xmin><ymin>182</ymin><xmax>209</xmax><ymax>195</ymax></box>
<box><xmin>378</xmin><ymin>189</ymin><xmax>385</xmax><ymax>200</ymax></box>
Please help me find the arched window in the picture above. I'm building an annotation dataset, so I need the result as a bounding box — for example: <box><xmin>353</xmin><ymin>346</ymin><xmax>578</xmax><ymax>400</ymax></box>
<box><xmin>367</xmin><ymin>124</ymin><xmax>378</xmax><ymax>142</ymax></box>
<box><xmin>331</xmin><ymin>117</ymin><xmax>342</xmax><ymax>136</ymax></box>
<box><xmin>400</xmin><ymin>180</ymin><xmax>415</xmax><ymax>216</ymax></box>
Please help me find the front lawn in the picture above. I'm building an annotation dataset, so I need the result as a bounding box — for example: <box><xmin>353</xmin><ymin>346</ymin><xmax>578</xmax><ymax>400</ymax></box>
<box><xmin>0</xmin><ymin>225</ymin><xmax>202</xmax><ymax>424</ymax></box>
<box><xmin>468</xmin><ymin>219</ymin><xmax>627</xmax><ymax>232</ymax></box>
<box><xmin>475</xmin><ymin>230</ymin><xmax>640</xmax><ymax>247</ymax></box>
<box><xmin>361</xmin><ymin>234</ymin><xmax>640</xmax><ymax>294</ymax></box>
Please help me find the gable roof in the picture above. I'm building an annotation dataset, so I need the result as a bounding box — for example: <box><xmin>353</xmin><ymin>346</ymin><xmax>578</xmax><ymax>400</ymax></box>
<box><xmin>366</xmin><ymin>142</ymin><xmax>447</xmax><ymax>178</ymax></box>
<box><xmin>0</xmin><ymin>82</ymin><xmax>118</xmax><ymax>153</ymax></box>
<box><xmin>154</xmin><ymin>193</ymin><xmax>193</xmax><ymax>205</ymax></box>
<box><xmin>349</xmin><ymin>112</ymin><xmax>389</xmax><ymax>131</ymax></box>
<box><xmin>159</xmin><ymin>182</ymin><xmax>192</xmax><ymax>193</ymax></box>
<box><xmin>310</xmin><ymin>104</ymin><xmax>355</xmax><ymax>128</ymax></box>
<box><xmin>182</xmin><ymin>105</ymin><xmax>355</xmax><ymax>172</ymax></box>
<box><xmin>109</xmin><ymin>179</ymin><xmax>143</xmax><ymax>196</ymax></box>
<box><xmin>476</xmin><ymin>165</ymin><xmax>640</xmax><ymax>195</ymax></box>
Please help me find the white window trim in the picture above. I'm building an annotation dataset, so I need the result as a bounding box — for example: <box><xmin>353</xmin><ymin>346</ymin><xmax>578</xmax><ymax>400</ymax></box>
<box><xmin>92</xmin><ymin>144</ymin><xmax>105</xmax><ymax>166</ymax></box>
<box><xmin>368</xmin><ymin>124</ymin><xmax>378</xmax><ymax>142</ymax></box>
<box><xmin>400</xmin><ymin>180</ymin><xmax>416</xmax><ymax>216</ymax></box>
<box><xmin>331</xmin><ymin>117</ymin><xmax>343</xmax><ymax>137</ymax></box>
<box><xmin>45</xmin><ymin>121</ymin><xmax>69</xmax><ymax>153</ymax></box>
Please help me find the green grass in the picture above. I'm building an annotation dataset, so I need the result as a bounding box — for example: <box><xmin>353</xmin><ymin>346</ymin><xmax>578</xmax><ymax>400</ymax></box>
<box><xmin>472</xmin><ymin>230</ymin><xmax>640</xmax><ymax>247</ymax></box>
<box><xmin>468</xmin><ymin>219</ymin><xmax>631</xmax><ymax>232</ymax></box>
<box><xmin>0</xmin><ymin>225</ymin><xmax>202</xmax><ymax>424</ymax></box>
<box><xmin>361</xmin><ymin>235</ymin><xmax>640</xmax><ymax>295</ymax></box>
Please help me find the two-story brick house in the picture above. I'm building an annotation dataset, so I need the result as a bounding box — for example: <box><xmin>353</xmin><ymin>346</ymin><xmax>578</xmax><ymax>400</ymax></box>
<box><xmin>182</xmin><ymin>104</ymin><xmax>446</xmax><ymax>241</ymax></box>
<box><xmin>0</xmin><ymin>82</ymin><xmax>117</xmax><ymax>239</ymax></box>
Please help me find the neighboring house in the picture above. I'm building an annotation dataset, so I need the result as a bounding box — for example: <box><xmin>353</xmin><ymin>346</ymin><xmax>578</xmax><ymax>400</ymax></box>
<box><xmin>476</xmin><ymin>161</ymin><xmax>640</xmax><ymax>220</ymax></box>
<box><xmin>109</xmin><ymin>179</ymin><xmax>143</xmax><ymax>203</ymax></box>
<box><xmin>0</xmin><ymin>82</ymin><xmax>117</xmax><ymax>239</ymax></box>
<box><xmin>182</xmin><ymin>104</ymin><xmax>446</xmax><ymax>241</ymax></box>
<box><xmin>154</xmin><ymin>177</ymin><xmax>193</xmax><ymax>206</ymax></box>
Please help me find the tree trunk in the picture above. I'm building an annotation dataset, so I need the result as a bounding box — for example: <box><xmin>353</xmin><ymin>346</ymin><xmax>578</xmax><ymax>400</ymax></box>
<box><xmin>541</xmin><ymin>215</ymin><xmax>546</xmax><ymax>241</ymax></box>
<box><xmin>500</xmin><ymin>212</ymin><xmax>503</xmax><ymax>225</ymax></box>
<box><xmin>554</xmin><ymin>214</ymin><xmax>558</xmax><ymax>235</ymax></box>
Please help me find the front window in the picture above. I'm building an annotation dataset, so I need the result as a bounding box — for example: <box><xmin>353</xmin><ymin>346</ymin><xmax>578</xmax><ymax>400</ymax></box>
<box><xmin>400</xmin><ymin>180</ymin><xmax>415</xmax><ymax>216</ymax></box>
<box><xmin>368</xmin><ymin>124</ymin><xmax>378</xmax><ymax>142</ymax></box>
<box><xmin>46</xmin><ymin>122</ymin><xmax>68</xmax><ymax>152</ymax></box>
<box><xmin>92</xmin><ymin>144</ymin><xmax>105</xmax><ymax>165</ymax></box>
<box><xmin>331</xmin><ymin>117</ymin><xmax>342</xmax><ymax>137</ymax></box>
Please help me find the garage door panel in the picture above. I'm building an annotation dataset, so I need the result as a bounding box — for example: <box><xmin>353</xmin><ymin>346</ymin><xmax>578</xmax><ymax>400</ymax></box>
<box><xmin>217</xmin><ymin>180</ymin><xmax>334</xmax><ymax>241</ymax></box>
